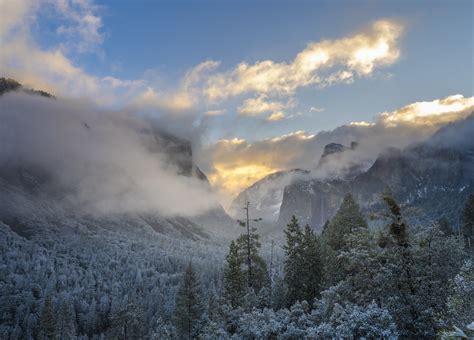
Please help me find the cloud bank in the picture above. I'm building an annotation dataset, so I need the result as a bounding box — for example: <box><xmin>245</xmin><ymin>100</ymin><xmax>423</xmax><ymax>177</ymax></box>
<box><xmin>0</xmin><ymin>92</ymin><xmax>218</xmax><ymax>216</ymax></box>
<box><xmin>204</xmin><ymin>19</ymin><xmax>403</xmax><ymax>101</ymax></box>
<box><xmin>201</xmin><ymin>94</ymin><xmax>474</xmax><ymax>199</ymax></box>
<box><xmin>0</xmin><ymin>2</ymin><xmax>406</xmax><ymax>123</ymax></box>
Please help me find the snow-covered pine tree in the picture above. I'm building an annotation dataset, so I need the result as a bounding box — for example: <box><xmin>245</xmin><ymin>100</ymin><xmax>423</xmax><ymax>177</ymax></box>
<box><xmin>223</xmin><ymin>240</ymin><xmax>245</xmax><ymax>308</ymax></box>
<box><xmin>380</xmin><ymin>190</ymin><xmax>419</xmax><ymax>338</ymax></box>
<box><xmin>284</xmin><ymin>217</ymin><xmax>324</xmax><ymax>306</ymax></box>
<box><xmin>413</xmin><ymin>223</ymin><xmax>465</xmax><ymax>335</ymax></box>
<box><xmin>39</xmin><ymin>294</ymin><xmax>56</xmax><ymax>340</ymax></box>
<box><xmin>300</xmin><ymin>225</ymin><xmax>323</xmax><ymax>305</ymax></box>
<box><xmin>235</xmin><ymin>228</ymin><xmax>268</xmax><ymax>292</ymax></box>
<box><xmin>173</xmin><ymin>262</ymin><xmax>204</xmax><ymax>339</ymax></box>
<box><xmin>323</xmin><ymin>193</ymin><xmax>367</xmax><ymax>251</ymax></box>
<box><xmin>283</xmin><ymin>215</ymin><xmax>304</xmax><ymax>306</ymax></box>
<box><xmin>55</xmin><ymin>299</ymin><xmax>76</xmax><ymax>339</ymax></box>
<box><xmin>446</xmin><ymin>260</ymin><xmax>474</xmax><ymax>330</ymax></box>
<box><xmin>271</xmin><ymin>276</ymin><xmax>287</xmax><ymax>310</ymax></box>
<box><xmin>463</xmin><ymin>194</ymin><xmax>474</xmax><ymax>255</ymax></box>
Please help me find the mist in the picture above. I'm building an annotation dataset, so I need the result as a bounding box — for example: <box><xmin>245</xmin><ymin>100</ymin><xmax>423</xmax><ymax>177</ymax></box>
<box><xmin>0</xmin><ymin>92</ymin><xmax>219</xmax><ymax>216</ymax></box>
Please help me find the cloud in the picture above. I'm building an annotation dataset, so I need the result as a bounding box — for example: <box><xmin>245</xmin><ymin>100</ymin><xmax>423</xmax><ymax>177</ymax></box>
<box><xmin>53</xmin><ymin>0</ymin><xmax>104</xmax><ymax>53</ymax></box>
<box><xmin>239</xmin><ymin>95</ymin><xmax>288</xmax><ymax>115</ymax></box>
<box><xmin>133</xmin><ymin>87</ymin><xmax>195</xmax><ymax>112</ymax></box>
<box><xmin>380</xmin><ymin>94</ymin><xmax>474</xmax><ymax>127</ymax></box>
<box><xmin>266</xmin><ymin>111</ymin><xmax>286</xmax><ymax>121</ymax></box>
<box><xmin>0</xmin><ymin>4</ymin><xmax>405</xmax><ymax>130</ymax></box>
<box><xmin>205</xmin><ymin>109</ymin><xmax>226</xmax><ymax>116</ymax></box>
<box><xmin>0</xmin><ymin>92</ymin><xmax>218</xmax><ymax>216</ymax></box>
<box><xmin>0</xmin><ymin>0</ymin><xmax>199</xmax><ymax>112</ymax></box>
<box><xmin>349</xmin><ymin>121</ymin><xmax>375</xmax><ymax>127</ymax></box>
<box><xmin>203</xmin><ymin>19</ymin><xmax>403</xmax><ymax>101</ymax></box>
<box><xmin>200</xmin><ymin>94</ymin><xmax>473</xmax><ymax>198</ymax></box>
<box><xmin>0</xmin><ymin>0</ymin><xmax>34</xmax><ymax>41</ymax></box>
<box><xmin>200</xmin><ymin>131</ymin><xmax>320</xmax><ymax>197</ymax></box>
<box><xmin>0</xmin><ymin>0</ymin><xmax>117</xmax><ymax>103</ymax></box>
<box><xmin>310</xmin><ymin>106</ymin><xmax>325</xmax><ymax>113</ymax></box>
<box><xmin>0</xmin><ymin>0</ymin><xmax>103</xmax><ymax>54</ymax></box>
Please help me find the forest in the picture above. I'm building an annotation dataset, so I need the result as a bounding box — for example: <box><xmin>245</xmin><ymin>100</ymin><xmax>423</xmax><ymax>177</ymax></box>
<box><xmin>1</xmin><ymin>191</ymin><xmax>473</xmax><ymax>339</ymax></box>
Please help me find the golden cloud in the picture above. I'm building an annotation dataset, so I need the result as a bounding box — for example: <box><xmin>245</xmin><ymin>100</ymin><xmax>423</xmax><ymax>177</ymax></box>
<box><xmin>201</xmin><ymin>94</ymin><xmax>473</xmax><ymax>199</ymax></box>
<box><xmin>380</xmin><ymin>94</ymin><xmax>474</xmax><ymax>127</ymax></box>
<box><xmin>205</xmin><ymin>109</ymin><xmax>226</xmax><ymax>116</ymax></box>
<box><xmin>200</xmin><ymin>131</ymin><xmax>317</xmax><ymax>198</ymax></box>
<box><xmin>204</xmin><ymin>19</ymin><xmax>403</xmax><ymax>101</ymax></box>
<box><xmin>239</xmin><ymin>95</ymin><xmax>288</xmax><ymax>115</ymax></box>
<box><xmin>266</xmin><ymin>111</ymin><xmax>286</xmax><ymax>121</ymax></box>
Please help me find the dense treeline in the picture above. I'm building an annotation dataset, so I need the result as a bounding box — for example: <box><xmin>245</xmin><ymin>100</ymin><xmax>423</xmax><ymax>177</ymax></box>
<box><xmin>167</xmin><ymin>192</ymin><xmax>473</xmax><ymax>339</ymax></box>
<box><xmin>0</xmin><ymin>221</ymin><xmax>225</xmax><ymax>339</ymax></box>
<box><xmin>1</xmin><ymin>194</ymin><xmax>473</xmax><ymax>339</ymax></box>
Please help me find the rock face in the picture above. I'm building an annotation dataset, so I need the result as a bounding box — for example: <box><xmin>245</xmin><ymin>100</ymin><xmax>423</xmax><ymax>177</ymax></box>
<box><xmin>318</xmin><ymin>143</ymin><xmax>350</xmax><ymax>166</ymax></box>
<box><xmin>279</xmin><ymin>114</ymin><xmax>474</xmax><ymax>230</ymax></box>
<box><xmin>229</xmin><ymin>169</ymin><xmax>309</xmax><ymax>222</ymax></box>
<box><xmin>278</xmin><ymin>178</ymin><xmax>350</xmax><ymax>230</ymax></box>
<box><xmin>231</xmin><ymin>141</ymin><xmax>359</xmax><ymax>227</ymax></box>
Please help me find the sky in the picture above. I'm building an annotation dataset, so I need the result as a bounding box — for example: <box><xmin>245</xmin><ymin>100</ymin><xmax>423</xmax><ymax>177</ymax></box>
<box><xmin>1</xmin><ymin>0</ymin><xmax>473</xmax><ymax>203</ymax></box>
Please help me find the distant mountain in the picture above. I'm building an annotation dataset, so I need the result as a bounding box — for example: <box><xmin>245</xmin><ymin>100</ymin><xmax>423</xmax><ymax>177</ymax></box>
<box><xmin>232</xmin><ymin>115</ymin><xmax>473</xmax><ymax>233</ymax></box>
<box><xmin>279</xmin><ymin>114</ymin><xmax>474</xmax><ymax>231</ymax></box>
<box><xmin>230</xmin><ymin>141</ymin><xmax>360</xmax><ymax>224</ymax></box>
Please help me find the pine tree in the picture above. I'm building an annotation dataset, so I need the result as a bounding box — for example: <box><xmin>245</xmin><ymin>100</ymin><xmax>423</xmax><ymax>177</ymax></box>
<box><xmin>257</xmin><ymin>287</ymin><xmax>270</xmax><ymax>309</ymax></box>
<box><xmin>39</xmin><ymin>294</ymin><xmax>55</xmax><ymax>340</ymax></box>
<box><xmin>381</xmin><ymin>191</ymin><xmax>418</xmax><ymax>338</ymax></box>
<box><xmin>108</xmin><ymin>302</ymin><xmax>146</xmax><ymax>340</ymax></box>
<box><xmin>462</xmin><ymin>194</ymin><xmax>474</xmax><ymax>255</ymax></box>
<box><xmin>55</xmin><ymin>299</ymin><xmax>76</xmax><ymax>339</ymax></box>
<box><xmin>446</xmin><ymin>260</ymin><xmax>474</xmax><ymax>329</ymax></box>
<box><xmin>271</xmin><ymin>276</ymin><xmax>287</xmax><ymax>310</ymax></box>
<box><xmin>300</xmin><ymin>225</ymin><xmax>323</xmax><ymax>305</ymax></box>
<box><xmin>324</xmin><ymin>193</ymin><xmax>367</xmax><ymax>251</ymax></box>
<box><xmin>414</xmin><ymin>224</ymin><xmax>464</xmax><ymax>334</ymax></box>
<box><xmin>174</xmin><ymin>262</ymin><xmax>203</xmax><ymax>339</ymax></box>
<box><xmin>223</xmin><ymin>240</ymin><xmax>245</xmax><ymax>308</ymax></box>
<box><xmin>235</xmin><ymin>230</ymin><xmax>268</xmax><ymax>292</ymax></box>
<box><xmin>283</xmin><ymin>215</ymin><xmax>304</xmax><ymax>306</ymax></box>
<box><xmin>283</xmin><ymin>217</ymin><xmax>324</xmax><ymax>306</ymax></box>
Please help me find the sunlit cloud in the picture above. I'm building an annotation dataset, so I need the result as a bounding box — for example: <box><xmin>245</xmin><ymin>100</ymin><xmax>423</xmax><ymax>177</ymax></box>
<box><xmin>200</xmin><ymin>130</ymin><xmax>318</xmax><ymax>198</ymax></box>
<box><xmin>380</xmin><ymin>94</ymin><xmax>474</xmax><ymax>127</ymax></box>
<box><xmin>201</xmin><ymin>94</ymin><xmax>474</xmax><ymax>198</ymax></box>
<box><xmin>0</xmin><ymin>3</ymin><xmax>405</xmax><ymax>127</ymax></box>
<box><xmin>203</xmin><ymin>19</ymin><xmax>403</xmax><ymax>101</ymax></box>
<box><xmin>205</xmin><ymin>109</ymin><xmax>226</xmax><ymax>116</ymax></box>
<box><xmin>350</xmin><ymin>121</ymin><xmax>375</xmax><ymax>127</ymax></box>
<box><xmin>266</xmin><ymin>111</ymin><xmax>286</xmax><ymax>121</ymax></box>
<box><xmin>208</xmin><ymin>164</ymin><xmax>277</xmax><ymax>199</ymax></box>
<box><xmin>133</xmin><ymin>87</ymin><xmax>195</xmax><ymax>112</ymax></box>
<box><xmin>239</xmin><ymin>95</ymin><xmax>289</xmax><ymax>116</ymax></box>
<box><xmin>0</xmin><ymin>0</ymin><xmax>202</xmax><ymax>112</ymax></box>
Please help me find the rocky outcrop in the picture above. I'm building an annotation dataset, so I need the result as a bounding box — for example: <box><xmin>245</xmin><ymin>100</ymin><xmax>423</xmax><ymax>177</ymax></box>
<box><xmin>229</xmin><ymin>169</ymin><xmax>309</xmax><ymax>222</ymax></box>
<box><xmin>231</xmin><ymin>141</ymin><xmax>359</xmax><ymax>227</ymax></box>
<box><xmin>0</xmin><ymin>77</ymin><xmax>54</xmax><ymax>98</ymax></box>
